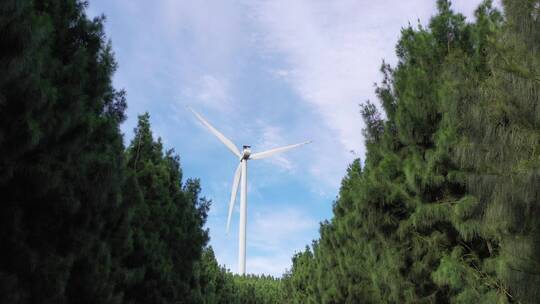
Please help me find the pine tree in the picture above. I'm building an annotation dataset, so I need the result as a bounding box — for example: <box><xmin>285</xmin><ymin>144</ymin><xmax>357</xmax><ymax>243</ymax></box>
<box><xmin>453</xmin><ymin>0</ymin><xmax>540</xmax><ymax>302</ymax></box>
<box><xmin>282</xmin><ymin>1</ymin><xmax>516</xmax><ymax>303</ymax></box>
<box><xmin>0</xmin><ymin>0</ymin><xmax>129</xmax><ymax>303</ymax></box>
<box><xmin>122</xmin><ymin>113</ymin><xmax>209</xmax><ymax>303</ymax></box>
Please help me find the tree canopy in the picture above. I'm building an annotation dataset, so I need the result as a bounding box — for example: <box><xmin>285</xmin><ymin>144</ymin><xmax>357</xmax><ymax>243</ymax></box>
<box><xmin>282</xmin><ymin>1</ymin><xmax>540</xmax><ymax>303</ymax></box>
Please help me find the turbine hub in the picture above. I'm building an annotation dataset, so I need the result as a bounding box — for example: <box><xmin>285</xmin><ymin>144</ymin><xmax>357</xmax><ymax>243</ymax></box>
<box><xmin>242</xmin><ymin>145</ymin><xmax>251</xmax><ymax>160</ymax></box>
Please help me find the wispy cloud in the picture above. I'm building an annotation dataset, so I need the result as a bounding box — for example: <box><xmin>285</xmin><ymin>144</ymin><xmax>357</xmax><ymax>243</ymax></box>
<box><xmin>252</xmin><ymin>1</ymin><xmax>393</xmax><ymax>156</ymax></box>
<box><xmin>250</xmin><ymin>207</ymin><xmax>317</xmax><ymax>250</ymax></box>
<box><xmin>247</xmin><ymin>206</ymin><xmax>317</xmax><ymax>276</ymax></box>
<box><xmin>252</xmin><ymin>122</ymin><xmax>295</xmax><ymax>171</ymax></box>
<box><xmin>182</xmin><ymin>74</ymin><xmax>232</xmax><ymax>111</ymax></box>
<box><xmin>207</xmin><ymin>205</ymin><xmax>319</xmax><ymax>276</ymax></box>
<box><xmin>249</xmin><ymin>0</ymin><xmax>492</xmax><ymax>189</ymax></box>
<box><xmin>247</xmin><ymin>254</ymin><xmax>294</xmax><ymax>277</ymax></box>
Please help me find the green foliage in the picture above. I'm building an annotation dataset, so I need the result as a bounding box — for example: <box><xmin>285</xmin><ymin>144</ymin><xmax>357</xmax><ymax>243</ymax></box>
<box><xmin>0</xmin><ymin>1</ymin><xmax>215</xmax><ymax>303</ymax></box>
<box><xmin>454</xmin><ymin>0</ymin><xmax>540</xmax><ymax>301</ymax></box>
<box><xmin>121</xmin><ymin>113</ymin><xmax>210</xmax><ymax>303</ymax></box>
<box><xmin>0</xmin><ymin>0</ymin><xmax>129</xmax><ymax>303</ymax></box>
<box><xmin>191</xmin><ymin>247</ymin><xmax>237</xmax><ymax>303</ymax></box>
<box><xmin>284</xmin><ymin>1</ymin><xmax>540</xmax><ymax>303</ymax></box>
<box><xmin>192</xmin><ymin>246</ymin><xmax>284</xmax><ymax>304</ymax></box>
<box><xmin>231</xmin><ymin>274</ymin><xmax>283</xmax><ymax>304</ymax></box>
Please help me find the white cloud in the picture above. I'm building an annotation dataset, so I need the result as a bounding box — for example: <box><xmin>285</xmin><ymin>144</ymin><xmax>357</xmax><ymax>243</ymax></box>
<box><xmin>252</xmin><ymin>122</ymin><xmax>296</xmax><ymax>171</ymax></box>
<box><xmin>247</xmin><ymin>254</ymin><xmax>293</xmax><ymax>277</ymax></box>
<box><xmin>250</xmin><ymin>207</ymin><xmax>317</xmax><ymax>250</ymax></box>
<box><xmin>250</xmin><ymin>0</ymin><xmax>494</xmax><ymax>189</ymax></box>
<box><xmin>251</xmin><ymin>0</ymin><xmax>433</xmax><ymax>156</ymax></box>
<box><xmin>159</xmin><ymin>0</ymin><xmax>247</xmax><ymax>69</ymax></box>
<box><xmin>209</xmin><ymin>206</ymin><xmax>318</xmax><ymax>277</ymax></box>
<box><xmin>247</xmin><ymin>207</ymin><xmax>317</xmax><ymax>276</ymax></box>
<box><xmin>182</xmin><ymin>74</ymin><xmax>231</xmax><ymax>111</ymax></box>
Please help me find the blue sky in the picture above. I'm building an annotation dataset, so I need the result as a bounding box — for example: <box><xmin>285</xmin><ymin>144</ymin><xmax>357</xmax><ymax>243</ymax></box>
<box><xmin>87</xmin><ymin>0</ymin><xmax>496</xmax><ymax>276</ymax></box>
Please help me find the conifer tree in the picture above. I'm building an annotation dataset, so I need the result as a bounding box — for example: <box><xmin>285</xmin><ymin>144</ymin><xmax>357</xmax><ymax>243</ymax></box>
<box><xmin>0</xmin><ymin>0</ymin><xmax>129</xmax><ymax>303</ymax></box>
<box><xmin>282</xmin><ymin>1</ymin><xmax>518</xmax><ymax>303</ymax></box>
<box><xmin>453</xmin><ymin>0</ymin><xmax>540</xmax><ymax>301</ymax></box>
<box><xmin>122</xmin><ymin>113</ymin><xmax>210</xmax><ymax>303</ymax></box>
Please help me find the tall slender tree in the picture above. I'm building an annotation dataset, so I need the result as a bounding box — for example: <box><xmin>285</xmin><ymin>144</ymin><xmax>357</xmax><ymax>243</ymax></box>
<box><xmin>281</xmin><ymin>1</ymin><xmax>529</xmax><ymax>303</ymax></box>
<box><xmin>0</xmin><ymin>0</ymin><xmax>129</xmax><ymax>303</ymax></box>
<box><xmin>454</xmin><ymin>0</ymin><xmax>540</xmax><ymax>301</ymax></box>
<box><xmin>122</xmin><ymin>113</ymin><xmax>210</xmax><ymax>304</ymax></box>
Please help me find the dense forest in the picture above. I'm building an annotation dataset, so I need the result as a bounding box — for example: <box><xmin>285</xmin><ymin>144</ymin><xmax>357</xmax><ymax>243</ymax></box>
<box><xmin>283</xmin><ymin>0</ymin><xmax>540</xmax><ymax>303</ymax></box>
<box><xmin>0</xmin><ymin>0</ymin><xmax>538</xmax><ymax>303</ymax></box>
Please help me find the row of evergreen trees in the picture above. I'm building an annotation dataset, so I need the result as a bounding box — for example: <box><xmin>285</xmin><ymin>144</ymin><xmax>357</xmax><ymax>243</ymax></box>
<box><xmin>0</xmin><ymin>1</ymin><xmax>282</xmax><ymax>303</ymax></box>
<box><xmin>282</xmin><ymin>0</ymin><xmax>540</xmax><ymax>303</ymax></box>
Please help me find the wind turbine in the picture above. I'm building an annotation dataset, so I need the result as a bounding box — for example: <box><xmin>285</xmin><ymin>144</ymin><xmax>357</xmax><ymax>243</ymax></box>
<box><xmin>189</xmin><ymin>107</ymin><xmax>311</xmax><ymax>275</ymax></box>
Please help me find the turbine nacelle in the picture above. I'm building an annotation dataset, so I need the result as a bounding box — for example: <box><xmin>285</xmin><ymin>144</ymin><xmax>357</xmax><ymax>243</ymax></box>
<box><xmin>241</xmin><ymin>145</ymin><xmax>252</xmax><ymax>160</ymax></box>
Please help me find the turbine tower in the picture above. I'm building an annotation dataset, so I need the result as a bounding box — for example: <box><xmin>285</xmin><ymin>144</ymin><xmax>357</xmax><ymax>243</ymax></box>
<box><xmin>189</xmin><ymin>108</ymin><xmax>311</xmax><ymax>275</ymax></box>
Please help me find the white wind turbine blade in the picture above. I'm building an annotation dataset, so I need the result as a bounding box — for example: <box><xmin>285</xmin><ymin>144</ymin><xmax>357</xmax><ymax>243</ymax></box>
<box><xmin>188</xmin><ymin>107</ymin><xmax>241</xmax><ymax>157</ymax></box>
<box><xmin>250</xmin><ymin>141</ymin><xmax>312</xmax><ymax>160</ymax></box>
<box><xmin>226</xmin><ymin>162</ymin><xmax>242</xmax><ymax>234</ymax></box>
